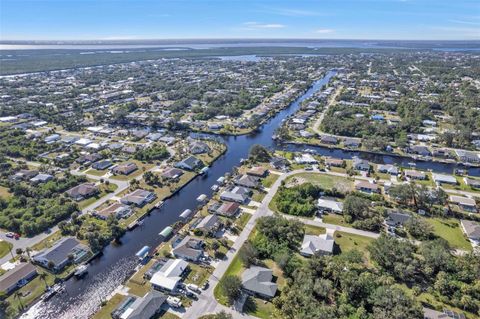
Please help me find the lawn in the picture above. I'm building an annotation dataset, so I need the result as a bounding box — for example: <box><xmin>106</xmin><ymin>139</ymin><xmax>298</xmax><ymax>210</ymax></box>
<box><xmin>213</xmin><ymin>253</ymin><xmax>244</xmax><ymax>305</ymax></box>
<box><xmin>6</xmin><ymin>271</ymin><xmax>55</xmax><ymax>317</ymax></box>
<box><xmin>304</xmin><ymin>224</ymin><xmax>326</xmax><ymax>235</ymax></box>
<box><xmin>78</xmin><ymin>183</ymin><xmax>118</xmax><ymax>210</ymax></box>
<box><xmin>0</xmin><ymin>240</ymin><xmax>13</xmax><ymax>258</ymax></box>
<box><xmin>251</xmin><ymin>190</ymin><xmax>266</xmax><ymax>202</ymax></box>
<box><xmin>92</xmin><ymin>294</ymin><xmax>125</xmax><ymax>319</ymax></box>
<box><xmin>184</xmin><ymin>263</ymin><xmax>213</xmax><ymax>286</ymax></box>
<box><xmin>286</xmin><ymin>172</ymin><xmax>353</xmax><ymax>192</ymax></box>
<box><xmin>235</xmin><ymin>212</ymin><xmax>252</xmax><ymax>230</ymax></box>
<box><xmin>261</xmin><ymin>174</ymin><xmax>279</xmax><ymax>188</ymax></box>
<box><xmin>425</xmin><ymin>218</ymin><xmax>472</xmax><ymax>251</ymax></box>
<box><xmin>243</xmin><ymin>296</ymin><xmax>276</xmax><ymax>319</ymax></box>
<box><xmin>0</xmin><ymin>185</ymin><xmax>12</xmax><ymax>199</ymax></box>
<box><xmin>334</xmin><ymin>231</ymin><xmax>374</xmax><ymax>262</ymax></box>
<box><xmin>85</xmin><ymin>168</ymin><xmax>108</xmax><ymax>176</ymax></box>
<box><xmin>322</xmin><ymin>213</ymin><xmax>352</xmax><ymax>227</ymax></box>
<box><xmin>31</xmin><ymin>230</ymin><xmax>63</xmax><ymax>252</ymax></box>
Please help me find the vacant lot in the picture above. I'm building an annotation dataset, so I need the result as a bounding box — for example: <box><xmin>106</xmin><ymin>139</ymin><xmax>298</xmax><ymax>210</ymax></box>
<box><xmin>286</xmin><ymin>172</ymin><xmax>353</xmax><ymax>192</ymax></box>
<box><xmin>426</xmin><ymin>218</ymin><xmax>472</xmax><ymax>251</ymax></box>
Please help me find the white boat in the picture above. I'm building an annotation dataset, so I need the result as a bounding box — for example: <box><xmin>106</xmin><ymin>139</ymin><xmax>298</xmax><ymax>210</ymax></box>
<box><xmin>200</xmin><ymin>167</ymin><xmax>209</xmax><ymax>175</ymax></box>
<box><xmin>196</xmin><ymin>194</ymin><xmax>207</xmax><ymax>202</ymax></box>
<box><xmin>74</xmin><ymin>264</ymin><xmax>88</xmax><ymax>277</ymax></box>
<box><xmin>211</xmin><ymin>184</ymin><xmax>219</xmax><ymax>191</ymax></box>
<box><xmin>154</xmin><ymin>201</ymin><xmax>164</xmax><ymax>209</ymax></box>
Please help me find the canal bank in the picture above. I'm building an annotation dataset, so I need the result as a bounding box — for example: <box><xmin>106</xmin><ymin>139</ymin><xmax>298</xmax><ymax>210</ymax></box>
<box><xmin>21</xmin><ymin>69</ymin><xmax>478</xmax><ymax>319</ymax></box>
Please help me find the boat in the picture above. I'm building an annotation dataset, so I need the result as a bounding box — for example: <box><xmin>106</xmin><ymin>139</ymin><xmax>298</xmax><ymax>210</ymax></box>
<box><xmin>42</xmin><ymin>283</ymin><xmax>65</xmax><ymax>301</ymax></box>
<box><xmin>179</xmin><ymin>209</ymin><xmax>192</xmax><ymax>219</ymax></box>
<box><xmin>200</xmin><ymin>167</ymin><xmax>209</xmax><ymax>175</ymax></box>
<box><xmin>211</xmin><ymin>184</ymin><xmax>219</xmax><ymax>192</ymax></box>
<box><xmin>74</xmin><ymin>264</ymin><xmax>88</xmax><ymax>278</ymax></box>
<box><xmin>154</xmin><ymin>201</ymin><xmax>164</xmax><ymax>209</ymax></box>
<box><xmin>135</xmin><ymin>246</ymin><xmax>150</xmax><ymax>261</ymax></box>
<box><xmin>159</xmin><ymin>226</ymin><xmax>173</xmax><ymax>239</ymax></box>
<box><xmin>196</xmin><ymin>194</ymin><xmax>207</xmax><ymax>202</ymax></box>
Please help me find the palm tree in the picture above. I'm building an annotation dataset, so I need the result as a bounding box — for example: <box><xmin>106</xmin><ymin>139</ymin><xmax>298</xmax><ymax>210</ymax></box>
<box><xmin>13</xmin><ymin>291</ymin><xmax>23</xmax><ymax>311</ymax></box>
<box><xmin>39</xmin><ymin>272</ymin><xmax>49</xmax><ymax>289</ymax></box>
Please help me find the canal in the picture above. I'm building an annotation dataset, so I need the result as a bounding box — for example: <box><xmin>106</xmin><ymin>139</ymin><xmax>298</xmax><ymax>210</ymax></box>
<box><xmin>21</xmin><ymin>70</ymin><xmax>478</xmax><ymax>319</ymax></box>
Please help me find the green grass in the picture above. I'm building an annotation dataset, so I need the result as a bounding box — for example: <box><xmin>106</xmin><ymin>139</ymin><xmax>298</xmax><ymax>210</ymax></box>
<box><xmin>6</xmin><ymin>271</ymin><xmax>55</xmax><ymax>317</ymax></box>
<box><xmin>322</xmin><ymin>213</ymin><xmax>352</xmax><ymax>227</ymax></box>
<box><xmin>286</xmin><ymin>172</ymin><xmax>353</xmax><ymax>192</ymax></box>
<box><xmin>0</xmin><ymin>185</ymin><xmax>12</xmax><ymax>199</ymax></box>
<box><xmin>334</xmin><ymin>231</ymin><xmax>374</xmax><ymax>262</ymax></box>
<box><xmin>304</xmin><ymin>224</ymin><xmax>326</xmax><ymax>235</ymax></box>
<box><xmin>184</xmin><ymin>263</ymin><xmax>213</xmax><ymax>286</ymax></box>
<box><xmin>243</xmin><ymin>296</ymin><xmax>276</xmax><ymax>319</ymax></box>
<box><xmin>261</xmin><ymin>174</ymin><xmax>279</xmax><ymax>188</ymax></box>
<box><xmin>252</xmin><ymin>190</ymin><xmax>266</xmax><ymax>202</ymax></box>
<box><xmin>92</xmin><ymin>294</ymin><xmax>125</xmax><ymax>319</ymax></box>
<box><xmin>85</xmin><ymin>168</ymin><xmax>108</xmax><ymax>176</ymax></box>
<box><xmin>0</xmin><ymin>240</ymin><xmax>13</xmax><ymax>258</ymax></box>
<box><xmin>213</xmin><ymin>253</ymin><xmax>244</xmax><ymax>305</ymax></box>
<box><xmin>235</xmin><ymin>212</ymin><xmax>252</xmax><ymax>230</ymax></box>
<box><xmin>31</xmin><ymin>230</ymin><xmax>63</xmax><ymax>252</ymax></box>
<box><xmin>425</xmin><ymin>218</ymin><xmax>472</xmax><ymax>251</ymax></box>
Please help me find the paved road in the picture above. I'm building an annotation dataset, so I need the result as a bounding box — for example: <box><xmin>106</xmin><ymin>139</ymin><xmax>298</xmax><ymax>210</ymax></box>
<box><xmin>183</xmin><ymin>169</ymin><xmax>383</xmax><ymax>318</ymax></box>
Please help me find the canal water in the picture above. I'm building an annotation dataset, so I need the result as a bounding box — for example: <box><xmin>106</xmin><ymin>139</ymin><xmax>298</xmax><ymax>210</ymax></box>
<box><xmin>21</xmin><ymin>70</ymin><xmax>478</xmax><ymax>319</ymax></box>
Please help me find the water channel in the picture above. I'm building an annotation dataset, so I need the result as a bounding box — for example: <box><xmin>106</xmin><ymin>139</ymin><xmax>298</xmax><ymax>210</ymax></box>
<box><xmin>22</xmin><ymin>69</ymin><xmax>478</xmax><ymax>319</ymax></box>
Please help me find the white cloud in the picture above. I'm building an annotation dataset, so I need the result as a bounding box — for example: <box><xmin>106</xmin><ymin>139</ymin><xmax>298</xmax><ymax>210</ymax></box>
<box><xmin>315</xmin><ymin>28</ymin><xmax>335</xmax><ymax>34</ymax></box>
<box><xmin>265</xmin><ymin>7</ymin><xmax>323</xmax><ymax>17</ymax></box>
<box><xmin>448</xmin><ymin>19</ymin><xmax>480</xmax><ymax>26</ymax></box>
<box><xmin>243</xmin><ymin>22</ymin><xmax>286</xmax><ymax>29</ymax></box>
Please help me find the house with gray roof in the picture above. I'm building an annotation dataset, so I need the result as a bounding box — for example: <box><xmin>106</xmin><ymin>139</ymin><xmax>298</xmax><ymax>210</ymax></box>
<box><xmin>121</xmin><ymin>189</ymin><xmax>156</xmax><ymax>207</ymax></box>
<box><xmin>432</xmin><ymin>173</ymin><xmax>457</xmax><ymax>185</ymax></box>
<box><xmin>175</xmin><ymin>156</ymin><xmax>203</xmax><ymax>171</ymax></box>
<box><xmin>30</xmin><ymin>173</ymin><xmax>53</xmax><ymax>184</ymax></box>
<box><xmin>172</xmin><ymin>236</ymin><xmax>204</xmax><ymax>262</ymax></box>
<box><xmin>461</xmin><ymin>220</ymin><xmax>480</xmax><ymax>246</ymax></box>
<box><xmin>234</xmin><ymin>174</ymin><xmax>260</xmax><ymax>189</ymax></box>
<box><xmin>220</xmin><ymin>186</ymin><xmax>251</xmax><ymax>203</ymax></box>
<box><xmin>111</xmin><ymin>291</ymin><xmax>167</xmax><ymax>319</ymax></box>
<box><xmin>66</xmin><ymin>183</ymin><xmax>98</xmax><ymax>201</ymax></box>
<box><xmin>300</xmin><ymin>233</ymin><xmax>335</xmax><ymax>256</ymax></box>
<box><xmin>353</xmin><ymin>158</ymin><xmax>370</xmax><ymax>171</ymax></box>
<box><xmin>385</xmin><ymin>211</ymin><xmax>411</xmax><ymax>228</ymax></box>
<box><xmin>241</xmin><ymin>266</ymin><xmax>278</xmax><ymax>299</ymax></box>
<box><xmin>0</xmin><ymin>263</ymin><xmax>37</xmax><ymax>295</ymax></box>
<box><xmin>33</xmin><ymin>237</ymin><xmax>90</xmax><ymax>272</ymax></box>
<box><xmin>195</xmin><ymin>214</ymin><xmax>220</xmax><ymax>234</ymax></box>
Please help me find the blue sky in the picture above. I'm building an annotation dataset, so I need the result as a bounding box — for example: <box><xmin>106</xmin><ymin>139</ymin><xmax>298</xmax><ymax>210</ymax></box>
<box><xmin>1</xmin><ymin>0</ymin><xmax>479</xmax><ymax>40</ymax></box>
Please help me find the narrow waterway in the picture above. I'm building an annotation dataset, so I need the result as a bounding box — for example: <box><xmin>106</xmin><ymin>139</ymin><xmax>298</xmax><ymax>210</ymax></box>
<box><xmin>21</xmin><ymin>70</ymin><xmax>478</xmax><ymax>319</ymax></box>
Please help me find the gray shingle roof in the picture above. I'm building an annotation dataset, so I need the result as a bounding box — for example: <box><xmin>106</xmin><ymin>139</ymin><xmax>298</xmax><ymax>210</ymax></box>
<box><xmin>241</xmin><ymin>266</ymin><xmax>277</xmax><ymax>298</ymax></box>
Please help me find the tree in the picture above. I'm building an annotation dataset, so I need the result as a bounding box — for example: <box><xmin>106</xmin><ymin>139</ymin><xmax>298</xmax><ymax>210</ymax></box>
<box><xmin>248</xmin><ymin>144</ymin><xmax>271</xmax><ymax>163</ymax></box>
<box><xmin>404</xmin><ymin>217</ymin><xmax>434</xmax><ymax>240</ymax></box>
<box><xmin>219</xmin><ymin>275</ymin><xmax>242</xmax><ymax>305</ymax></box>
<box><xmin>369</xmin><ymin>286</ymin><xmax>423</xmax><ymax>319</ymax></box>
<box><xmin>238</xmin><ymin>241</ymin><xmax>258</xmax><ymax>267</ymax></box>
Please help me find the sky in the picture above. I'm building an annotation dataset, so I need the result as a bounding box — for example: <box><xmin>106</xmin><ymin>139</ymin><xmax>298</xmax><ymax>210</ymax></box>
<box><xmin>0</xmin><ymin>0</ymin><xmax>479</xmax><ymax>41</ymax></box>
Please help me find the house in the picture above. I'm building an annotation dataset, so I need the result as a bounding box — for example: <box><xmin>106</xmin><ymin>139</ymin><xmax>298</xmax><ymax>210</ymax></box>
<box><xmin>464</xmin><ymin>178</ymin><xmax>480</xmax><ymax>189</ymax></box>
<box><xmin>121</xmin><ymin>189</ymin><xmax>156</xmax><ymax>207</ymax></box>
<box><xmin>247</xmin><ymin>166</ymin><xmax>268</xmax><ymax>177</ymax></box>
<box><xmin>195</xmin><ymin>214</ymin><xmax>220</xmax><ymax>233</ymax></box>
<box><xmin>30</xmin><ymin>173</ymin><xmax>53</xmax><ymax>184</ymax></box>
<box><xmin>33</xmin><ymin>237</ymin><xmax>90</xmax><ymax>272</ymax></box>
<box><xmin>172</xmin><ymin>236</ymin><xmax>204</xmax><ymax>262</ymax></box>
<box><xmin>432</xmin><ymin>173</ymin><xmax>457</xmax><ymax>185</ymax></box>
<box><xmin>0</xmin><ymin>263</ymin><xmax>37</xmax><ymax>295</ymax></box>
<box><xmin>94</xmin><ymin>202</ymin><xmax>132</xmax><ymax>220</ymax></box>
<box><xmin>189</xmin><ymin>141</ymin><xmax>211</xmax><ymax>154</ymax></box>
<box><xmin>44</xmin><ymin>134</ymin><xmax>60</xmax><ymax>144</ymax></box>
<box><xmin>344</xmin><ymin>137</ymin><xmax>361</xmax><ymax>148</ymax></box>
<box><xmin>146</xmin><ymin>132</ymin><xmax>164</xmax><ymax>142</ymax></box>
<box><xmin>320</xmin><ymin>135</ymin><xmax>338</xmax><ymax>145</ymax></box>
<box><xmin>150</xmin><ymin>259</ymin><xmax>188</xmax><ymax>292</ymax></box>
<box><xmin>111</xmin><ymin>291</ymin><xmax>167</xmax><ymax>319</ymax></box>
<box><xmin>76</xmin><ymin>153</ymin><xmax>103</xmax><ymax>164</ymax></box>
<box><xmin>209</xmin><ymin>201</ymin><xmax>240</xmax><ymax>217</ymax></box>
<box><xmin>66</xmin><ymin>183</ymin><xmax>98</xmax><ymax>201</ymax></box>
<box><xmin>355</xmin><ymin>181</ymin><xmax>380</xmax><ymax>194</ymax></box>
<box><xmin>449</xmin><ymin>195</ymin><xmax>477</xmax><ymax>212</ymax></box>
<box><xmin>404</xmin><ymin>170</ymin><xmax>427</xmax><ymax>180</ymax></box>
<box><xmin>300</xmin><ymin>233</ymin><xmax>335</xmax><ymax>256</ymax></box>
<box><xmin>353</xmin><ymin>158</ymin><xmax>370</xmax><ymax>171</ymax></box>
<box><xmin>294</xmin><ymin>154</ymin><xmax>317</xmax><ymax>164</ymax></box>
<box><xmin>270</xmin><ymin>157</ymin><xmax>289</xmax><ymax>170</ymax></box>
<box><xmin>385</xmin><ymin>211</ymin><xmax>411</xmax><ymax>228</ymax></box>
<box><xmin>317</xmin><ymin>198</ymin><xmax>344</xmax><ymax>213</ymax></box>
<box><xmin>161</xmin><ymin>167</ymin><xmax>184</xmax><ymax>180</ymax></box>
<box><xmin>423</xmin><ymin>307</ymin><xmax>466</xmax><ymax>319</ymax></box>
<box><xmin>377</xmin><ymin>164</ymin><xmax>398</xmax><ymax>175</ymax></box>
<box><xmin>175</xmin><ymin>156</ymin><xmax>203</xmax><ymax>171</ymax></box>
<box><xmin>91</xmin><ymin>160</ymin><xmax>113</xmax><ymax>170</ymax></box>
<box><xmin>234</xmin><ymin>175</ymin><xmax>260</xmax><ymax>189</ymax></box>
<box><xmin>241</xmin><ymin>266</ymin><xmax>278</xmax><ymax>299</ymax></box>
<box><xmin>11</xmin><ymin>169</ymin><xmax>38</xmax><ymax>182</ymax></box>
<box><xmin>325</xmin><ymin>158</ymin><xmax>344</xmax><ymax>167</ymax></box>
<box><xmin>112</xmin><ymin>162</ymin><xmax>138</xmax><ymax>175</ymax></box>
<box><xmin>408</xmin><ymin>145</ymin><xmax>431</xmax><ymax>157</ymax></box>
<box><xmin>455</xmin><ymin>149</ymin><xmax>480</xmax><ymax>163</ymax></box>
<box><xmin>460</xmin><ymin>220</ymin><xmax>480</xmax><ymax>246</ymax></box>
<box><xmin>220</xmin><ymin>186</ymin><xmax>251</xmax><ymax>203</ymax></box>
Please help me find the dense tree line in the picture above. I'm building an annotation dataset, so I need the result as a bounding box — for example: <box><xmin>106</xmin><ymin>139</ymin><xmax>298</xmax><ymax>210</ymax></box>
<box><xmin>134</xmin><ymin>144</ymin><xmax>170</xmax><ymax>161</ymax></box>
